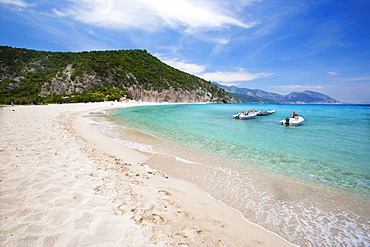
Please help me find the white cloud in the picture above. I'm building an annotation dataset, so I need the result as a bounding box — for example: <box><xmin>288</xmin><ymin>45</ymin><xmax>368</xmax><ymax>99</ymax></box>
<box><xmin>0</xmin><ymin>0</ymin><xmax>28</xmax><ymax>7</ymax></box>
<box><xmin>56</xmin><ymin>0</ymin><xmax>256</xmax><ymax>31</ymax></box>
<box><xmin>156</xmin><ymin>56</ymin><xmax>272</xmax><ymax>84</ymax></box>
<box><xmin>332</xmin><ymin>77</ymin><xmax>370</xmax><ymax>82</ymax></box>
<box><xmin>328</xmin><ymin>71</ymin><xmax>338</xmax><ymax>75</ymax></box>
<box><xmin>215</xmin><ymin>82</ymin><xmax>242</xmax><ymax>86</ymax></box>
<box><xmin>52</xmin><ymin>8</ymin><xmax>69</xmax><ymax>17</ymax></box>
<box><xmin>157</xmin><ymin>55</ymin><xmax>206</xmax><ymax>74</ymax></box>
<box><xmin>271</xmin><ymin>85</ymin><xmax>324</xmax><ymax>90</ymax></box>
<box><xmin>212</xmin><ymin>38</ymin><xmax>230</xmax><ymax>44</ymax></box>
<box><xmin>200</xmin><ymin>68</ymin><xmax>274</xmax><ymax>83</ymax></box>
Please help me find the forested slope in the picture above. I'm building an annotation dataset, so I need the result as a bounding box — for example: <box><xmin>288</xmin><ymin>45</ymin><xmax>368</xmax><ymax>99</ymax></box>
<box><xmin>0</xmin><ymin>46</ymin><xmax>233</xmax><ymax>104</ymax></box>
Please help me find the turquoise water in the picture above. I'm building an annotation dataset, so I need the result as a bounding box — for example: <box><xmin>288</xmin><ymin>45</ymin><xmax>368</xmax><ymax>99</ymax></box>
<box><xmin>90</xmin><ymin>103</ymin><xmax>370</xmax><ymax>246</ymax></box>
<box><xmin>112</xmin><ymin>103</ymin><xmax>370</xmax><ymax>197</ymax></box>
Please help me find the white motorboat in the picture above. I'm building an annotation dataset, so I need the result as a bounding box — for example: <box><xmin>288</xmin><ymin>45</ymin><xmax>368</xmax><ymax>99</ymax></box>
<box><xmin>257</xmin><ymin>110</ymin><xmax>275</xmax><ymax>116</ymax></box>
<box><xmin>279</xmin><ymin>116</ymin><xmax>305</xmax><ymax>125</ymax></box>
<box><xmin>233</xmin><ymin>111</ymin><xmax>257</xmax><ymax>119</ymax></box>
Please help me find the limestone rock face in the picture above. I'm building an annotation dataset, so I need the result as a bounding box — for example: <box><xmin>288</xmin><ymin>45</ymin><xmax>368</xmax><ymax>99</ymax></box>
<box><xmin>39</xmin><ymin>65</ymin><xmax>105</xmax><ymax>96</ymax></box>
<box><xmin>128</xmin><ymin>85</ymin><xmax>219</xmax><ymax>103</ymax></box>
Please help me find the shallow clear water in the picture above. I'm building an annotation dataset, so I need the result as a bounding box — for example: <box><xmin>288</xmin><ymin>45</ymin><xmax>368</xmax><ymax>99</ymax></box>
<box><xmin>88</xmin><ymin>103</ymin><xmax>370</xmax><ymax>246</ymax></box>
<box><xmin>112</xmin><ymin>103</ymin><xmax>370</xmax><ymax>197</ymax></box>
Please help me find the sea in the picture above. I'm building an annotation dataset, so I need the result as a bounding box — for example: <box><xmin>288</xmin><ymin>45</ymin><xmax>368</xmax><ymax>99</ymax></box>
<box><xmin>86</xmin><ymin>103</ymin><xmax>370</xmax><ymax>246</ymax></box>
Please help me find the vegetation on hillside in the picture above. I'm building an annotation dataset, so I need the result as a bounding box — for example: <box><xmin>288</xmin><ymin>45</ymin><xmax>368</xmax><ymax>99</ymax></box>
<box><xmin>0</xmin><ymin>46</ymin><xmax>230</xmax><ymax>104</ymax></box>
<box><xmin>43</xmin><ymin>86</ymin><xmax>131</xmax><ymax>104</ymax></box>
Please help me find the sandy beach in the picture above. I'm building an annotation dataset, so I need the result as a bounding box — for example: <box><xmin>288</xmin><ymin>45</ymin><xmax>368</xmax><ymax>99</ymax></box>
<box><xmin>0</xmin><ymin>102</ymin><xmax>294</xmax><ymax>246</ymax></box>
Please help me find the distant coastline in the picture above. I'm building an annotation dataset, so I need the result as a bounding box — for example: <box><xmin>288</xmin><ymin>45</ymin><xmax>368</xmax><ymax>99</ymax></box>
<box><xmin>213</xmin><ymin>82</ymin><xmax>341</xmax><ymax>104</ymax></box>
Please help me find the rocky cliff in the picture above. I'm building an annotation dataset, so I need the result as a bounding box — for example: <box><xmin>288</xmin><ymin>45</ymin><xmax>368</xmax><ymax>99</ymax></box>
<box><xmin>128</xmin><ymin>85</ymin><xmax>232</xmax><ymax>103</ymax></box>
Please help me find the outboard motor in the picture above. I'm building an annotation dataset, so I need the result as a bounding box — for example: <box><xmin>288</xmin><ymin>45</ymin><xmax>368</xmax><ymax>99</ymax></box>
<box><xmin>285</xmin><ymin>116</ymin><xmax>290</xmax><ymax>125</ymax></box>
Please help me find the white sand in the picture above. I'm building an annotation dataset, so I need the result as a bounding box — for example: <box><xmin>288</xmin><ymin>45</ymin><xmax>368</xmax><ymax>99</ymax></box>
<box><xmin>0</xmin><ymin>102</ymin><xmax>294</xmax><ymax>246</ymax></box>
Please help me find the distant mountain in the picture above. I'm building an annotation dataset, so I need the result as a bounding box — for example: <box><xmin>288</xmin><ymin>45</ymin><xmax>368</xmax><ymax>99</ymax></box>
<box><xmin>213</xmin><ymin>82</ymin><xmax>341</xmax><ymax>104</ymax></box>
<box><xmin>284</xmin><ymin>90</ymin><xmax>341</xmax><ymax>104</ymax></box>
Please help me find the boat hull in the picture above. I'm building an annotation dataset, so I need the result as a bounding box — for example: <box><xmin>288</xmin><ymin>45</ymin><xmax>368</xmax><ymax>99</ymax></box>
<box><xmin>257</xmin><ymin>110</ymin><xmax>275</xmax><ymax>116</ymax></box>
<box><xmin>233</xmin><ymin>112</ymin><xmax>257</xmax><ymax>119</ymax></box>
<box><xmin>279</xmin><ymin>116</ymin><xmax>304</xmax><ymax>125</ymax></box>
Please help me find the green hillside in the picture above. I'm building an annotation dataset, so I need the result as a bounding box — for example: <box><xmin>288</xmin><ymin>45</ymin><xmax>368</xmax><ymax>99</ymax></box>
<box><xmin>0</xmin><ymin>46</ymin><xmax>232</xmax><ymax>104</ymax></box>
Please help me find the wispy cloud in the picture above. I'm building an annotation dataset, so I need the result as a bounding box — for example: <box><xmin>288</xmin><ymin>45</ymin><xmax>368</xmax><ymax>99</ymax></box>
<box><xmin>157</xmin><ymin>57</ymin><xmax>273</xmax><ymax>84</ymax></box>
<box><xmin>0</xmin><ymin>0</ymin><xmax>28</xmax><ymax>8</ymax></box>
<box><xmin>333</xmin><ymin>77</ymin><xmax>370</xmax><ymax>83</ymax></box>
<box><xmin>53</xmin><ymin>0</ymin><xmax>256</xmax><ymax>32</ymax></box>
<box><xmin>200</xmin><ymin>68</ymin><xmax>274</xmax><ymax>83</ymax></box>
<box><xmin>270</xmin><ymin>85</ymin><xmax>324</xmax><ymax>90</ymax></box>
<box><xmin>212</xmin><ymin>38</ymin><xmax>229</xmax><ymax>44</ymax></box>
<box><xmin>328</xmin><ymin>72</ymin><xmax>338</xmax><ymax>75</ymax></box>
<box><xmin>159</xmin><ymin>56</ymin><xmax>206</xmax><ymax>74</ymax></box>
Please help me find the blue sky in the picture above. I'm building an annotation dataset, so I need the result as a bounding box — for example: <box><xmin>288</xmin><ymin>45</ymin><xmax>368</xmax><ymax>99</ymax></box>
<box><xmin>1</xmin><ymin>0</ymin><xmax>369</xmax><ymax>103</ymax></box>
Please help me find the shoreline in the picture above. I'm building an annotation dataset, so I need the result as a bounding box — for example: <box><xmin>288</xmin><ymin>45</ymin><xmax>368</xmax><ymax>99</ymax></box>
<box><xmin>0</xmin><ymin>102</ymin><xmax>294</xmax><ymax>246</ymax></box>
<box><xmin>89</xmin><ymin>103</ymin><xmax>370</xmax><ymax>246</ymax></box>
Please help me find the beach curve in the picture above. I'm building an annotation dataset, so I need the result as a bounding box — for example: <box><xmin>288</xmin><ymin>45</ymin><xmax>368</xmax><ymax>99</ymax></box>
<box><xmin>0</xmin><ymin>102</ymin><xmax>294</xmax><ymax>246</ymax></box>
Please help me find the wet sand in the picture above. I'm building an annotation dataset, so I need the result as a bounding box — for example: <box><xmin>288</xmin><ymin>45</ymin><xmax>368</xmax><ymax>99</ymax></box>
<box><xmin>87</xmin><ymin>104</ymin><xmax>370</xmax><ymax>246</ymax></box>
